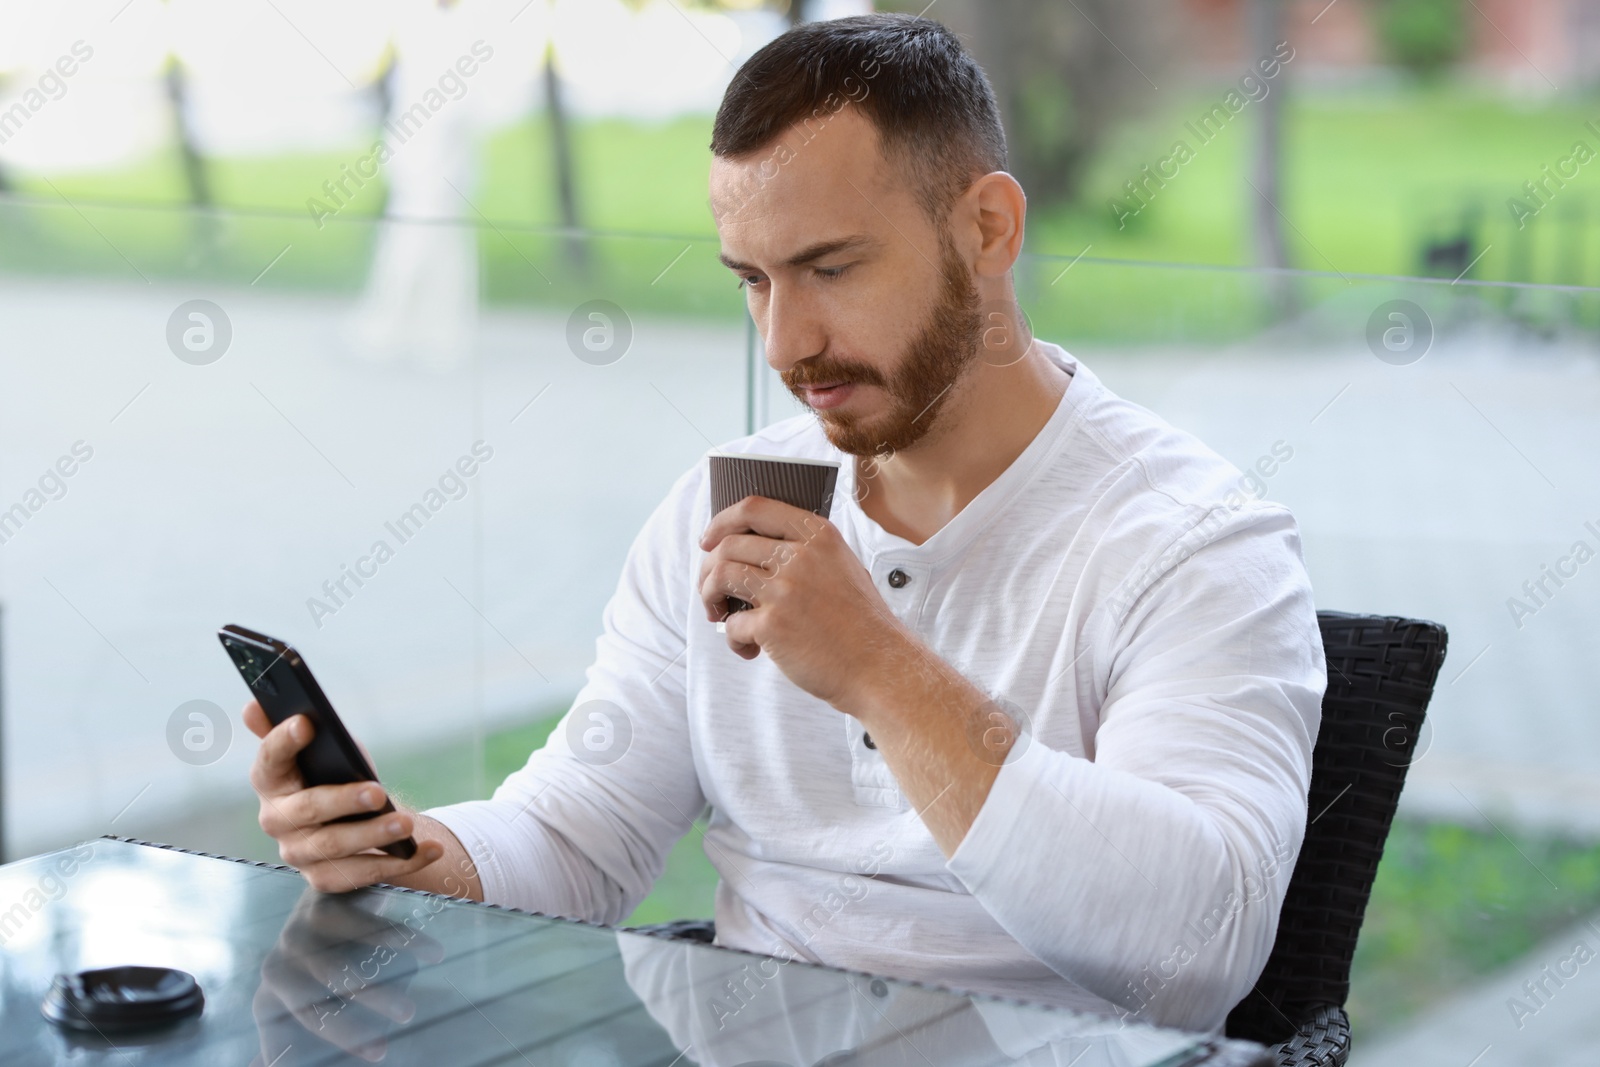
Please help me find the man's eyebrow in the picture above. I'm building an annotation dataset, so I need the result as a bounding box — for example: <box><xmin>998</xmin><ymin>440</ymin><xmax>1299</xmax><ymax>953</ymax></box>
<box><xmin>717</xmin><ymin>234</ymin><xmax>879</xmax><ymax>274</ymax></box>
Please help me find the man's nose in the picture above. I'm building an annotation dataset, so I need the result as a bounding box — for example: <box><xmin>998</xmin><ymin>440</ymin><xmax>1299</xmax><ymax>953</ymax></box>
<box><xmin>759</xmin><ymin>281</ymin><xmax>826</xmax><ymax>376</ymax></box>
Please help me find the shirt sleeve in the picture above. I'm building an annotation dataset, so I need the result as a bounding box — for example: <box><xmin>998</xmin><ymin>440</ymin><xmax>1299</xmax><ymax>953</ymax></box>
<box><xmin>425</xmin><ymin>464</ymin><xmax>707</xmax><ymax>926</ymax></box>
<box><xmin>945</xmin><ymin>501</ymin><xmax>1325</xmax><ymax>1033</ymax></box>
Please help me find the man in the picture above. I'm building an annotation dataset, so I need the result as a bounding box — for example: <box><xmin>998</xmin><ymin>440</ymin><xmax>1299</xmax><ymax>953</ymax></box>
<box><xmin>246</xmin><ymin>14</ymin><xmax>1324</xmax><ymax>1033</ymax></box>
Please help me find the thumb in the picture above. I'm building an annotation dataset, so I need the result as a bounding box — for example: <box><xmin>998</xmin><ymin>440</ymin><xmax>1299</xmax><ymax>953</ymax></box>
<box><xmin>242</xmin><ymin>700</ymin><xmax>272</xmax><ymax>740</ymax></box>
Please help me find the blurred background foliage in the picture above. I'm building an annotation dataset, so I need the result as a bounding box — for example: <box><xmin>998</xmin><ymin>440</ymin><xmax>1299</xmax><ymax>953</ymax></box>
<box><xmin>1378</xmin><ymin>0</ymin><xmax>1471</xmax><ymax>78</ymax></box>
<box><xmin>6</xmin><ymin>0</ymin><xmax>1598</xmax><ymax>306</ymax></box>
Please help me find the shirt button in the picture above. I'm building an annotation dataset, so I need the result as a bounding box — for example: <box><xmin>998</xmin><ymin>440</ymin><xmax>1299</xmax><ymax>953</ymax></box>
<box><xmin>887</xmin><ymin>568</ymin><xmax>910</xmax><ymax>589</ymax></box>
<box><xmin>871</xmin><ymin>979</ymin><xmax>889</xmax><ymax>997</ymax></box>
<box><xmin>862</xmin><ymin>732</ymin><xmax>876</xmax><ymax>750</ymax></box>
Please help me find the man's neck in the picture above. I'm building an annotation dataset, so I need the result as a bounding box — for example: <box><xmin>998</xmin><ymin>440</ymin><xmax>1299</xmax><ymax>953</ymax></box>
<box><xmin>855</xmin><ymin>343</ymin><xmax>1070</xmax><ymax>546</ymax></box>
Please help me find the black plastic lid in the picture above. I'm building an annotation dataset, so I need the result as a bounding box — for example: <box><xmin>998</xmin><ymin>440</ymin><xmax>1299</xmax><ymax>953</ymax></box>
<box><xmin>42</xmin><ymin>966</ymin><xmax>205</xmax><ymax>1033</ymax></box>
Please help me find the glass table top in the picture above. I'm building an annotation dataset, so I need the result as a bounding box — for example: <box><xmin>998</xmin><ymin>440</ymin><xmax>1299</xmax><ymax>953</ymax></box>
<box><xmin>0</xmin><ymin>839</ymin><xmax>1272</xmax><ymax>1067</ymax></box>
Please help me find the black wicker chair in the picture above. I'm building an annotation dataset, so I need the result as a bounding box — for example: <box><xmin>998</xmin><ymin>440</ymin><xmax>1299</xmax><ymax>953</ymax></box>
<box><xmin>638</xmin><ymin>612</ymin><xmax>1448</xmax><ymax>1067</ymax></box>
<box><xmin>1223</xmin><ymin>611</ymin><xmax>1448</xmax><ymax>1066</ymax></box>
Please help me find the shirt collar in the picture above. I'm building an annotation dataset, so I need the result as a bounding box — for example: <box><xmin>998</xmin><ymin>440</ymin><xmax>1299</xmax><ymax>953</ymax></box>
<box><xmin>837</xmin><ymin>342</ymin><xmax>1089</xmax><ymax>565</ymax></box>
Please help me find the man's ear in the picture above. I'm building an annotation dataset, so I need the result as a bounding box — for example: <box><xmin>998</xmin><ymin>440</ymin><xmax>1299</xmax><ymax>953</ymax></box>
<box><xmin>963</xmin><ymin>172</ymin><xmax>1027</xmax><ymax>279</ymax></box>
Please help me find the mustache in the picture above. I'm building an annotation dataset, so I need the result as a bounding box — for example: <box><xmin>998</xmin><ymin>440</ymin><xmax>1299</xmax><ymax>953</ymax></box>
<box><xmin>781</xmin><ymin>356</ymin><xmax>888</xmax><ymax>390</ymax></box>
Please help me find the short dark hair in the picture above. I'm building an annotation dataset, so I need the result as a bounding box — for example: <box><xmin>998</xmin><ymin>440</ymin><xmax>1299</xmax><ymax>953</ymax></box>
<box><xmin>711</xmin><ymin>13</ymin><xmax>1008</xmax><ymax>226</ymax></box>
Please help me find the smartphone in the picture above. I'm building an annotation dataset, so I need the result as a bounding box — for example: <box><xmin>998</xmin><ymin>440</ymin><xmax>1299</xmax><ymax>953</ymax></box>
<box><xmin>218</xmin><ymin>624</ymin><xmax>416</xmax><ymax>860</ymax></box>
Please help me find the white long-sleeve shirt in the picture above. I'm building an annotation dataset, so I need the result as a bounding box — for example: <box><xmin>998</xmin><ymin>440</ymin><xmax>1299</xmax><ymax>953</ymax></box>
<box><xmin>428</xmin><ymin>342</ymin><xmax>1325</xmax><ymax>1033</ymax></box>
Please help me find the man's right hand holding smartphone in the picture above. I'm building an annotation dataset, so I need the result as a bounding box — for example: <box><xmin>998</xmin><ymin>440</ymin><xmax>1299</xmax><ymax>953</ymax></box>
<box><xmin>244</xmin><ymin>700</ymin><xmax>483</xmax><ymax>899</ymax></box>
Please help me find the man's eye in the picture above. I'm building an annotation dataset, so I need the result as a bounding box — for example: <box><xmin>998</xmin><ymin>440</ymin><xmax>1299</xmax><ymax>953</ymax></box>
<box><xmin>737</xmin><ymin>275</ymin><xmax>765</xmax><ymax>290</ymax></box>
<box><xmin>815</xmin><ymin>265</ymin><xmax>849</xmax><ymax>281</ymax></box>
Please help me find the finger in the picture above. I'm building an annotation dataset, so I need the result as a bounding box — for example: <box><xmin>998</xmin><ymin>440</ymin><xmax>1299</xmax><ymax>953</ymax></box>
<box><xmin>297</xmin><ymin>840</ymin><xmax>445</xmax><ymax>895</ymax></box>
<box><xmin>249</xmin><ymin>715</ymin><xmax>313</xmax><ymax>798</ymax></box>
<box><xmin>261</xmin><ymin>782</ymin><xmax>390</xmax><ymax>838</ymax></box>
<box><xmin>277</xmin><ymin>809</ymin><xmax>418</xmax><ymax>869</ymax></box>
<box><xmin>252</xmin><ymin>983</ymin><xmax>299</xmax><ymax>1067</ymax></box>
<box><xmin>297</xmin><ymin>905</ymin><xmax>444</xmax><ymax>966</ymax></box>
<box><xmin>709</xmin><ymin>533</ymin><xmax>794</xmax><ymax>573</ymax></box>
<box><xmin>257</xmin><ymin>952</ymin><xmax>396</xmax><ymax>1060</ymax></box>
<box><xmin>392</xmin><ymin>926</ymin><xmax>446</xmax><ymax>966</ymax></box>
<box><xmin>699</xmin><ymin>561</ymin><xmax>770</xmax><ymax>622</ymax></box>
<box><xmin>259</xmin><ymin>958</ymin><xmax>356</xmax><ymax>1046</ymax></box>
<box><xmin>262</xmin><ymin>952</ymin><xmax>350</xmax><ymax>1017</ymax></box>
<box><xmin>243</xmin><ymin>700</ymin><xmax>272</xmax><ymax>740</ymax></box>
<box><xmin>269</xmin><ymin>939</ymin><xmax>420</xmax><ymax>1024</ymax></box>
<box><xmin>288</xmin><ymin>894</ymin><xmax>409</xmax><ymax>947</ymax></box>
<box><xmin>302</xmin><ymin>945</ymin><xmax>421</xmax><ymax>996</ymax></box>
<box><xmin>695</xmin><ymin>543</ymin><xmax>769</xmax><ymax>601</ymax></box>
<box><xmin>366</xmin><ymin>904</ymin><xmax>447</xmax><ymax>963</ymax></box>
<box><xmin>275</xmin><ymin>973</ymin><xmax>391</xmax><ymax>1062</ymax></box>
<box><xmin>332</xmin><ymin>975</ymin><xmax>417</xmax><ymax>1027</ymax></box>
<box><xmin>280</xmin><ymin>915</ymin><xmax>422</xmax><ymax>973</ymax></box>
<box><xmin>721</xmin><ymin>609</ymin><xmax>762</xmax><ymax>660</ymax></box>
<box><xmin>700</xmin><ymin>496</ymin><xmax>825</xmax><ymax>550</ymax></box>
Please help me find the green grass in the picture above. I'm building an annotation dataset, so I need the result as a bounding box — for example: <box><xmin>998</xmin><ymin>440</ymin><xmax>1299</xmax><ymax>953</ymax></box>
<box><xmin>1348</xmin><ymin>819</ymin><xmax>1600</xmax><ymax>1036</ymax></box>
<box><xmin>5</xmin><ymin>88</ymin><xmax>1598</xmax><ymax>345</ymax></box>
<box><xmin>377</xmin><ymin>702</ymin><xmax>719</xmax><ymax>927</ymax></box>
<box><xmin>1050</xmin><ymin>86</ymin><xmax>1600</xmax><ymax>284</ymax></box>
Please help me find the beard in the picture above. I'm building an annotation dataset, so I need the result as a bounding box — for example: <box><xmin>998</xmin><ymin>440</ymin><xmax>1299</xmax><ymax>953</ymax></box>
<box><xmin>780</xmin><ymin>234</ymin><xmax>983</xmax><ymax>458</ymax></box>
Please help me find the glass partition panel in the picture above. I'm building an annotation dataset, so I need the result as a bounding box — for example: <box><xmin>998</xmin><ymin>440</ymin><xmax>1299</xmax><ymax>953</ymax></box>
<box><xmin>1015</xmin><ymin>256</ymin><xmax>1600</xmax><ymax>835</ymax></box>
<box><xmin>7</xmin><ymin>192</ymin><xmax>1600</xmax><ymax>1053</ymax></box>
<box><xmin>742</xmin><ymin>256</ymin><xmax>1600</xmax><ymax>844</ymax></box>
<box><xmin>747</xmin><ymin>252</ymin><xmax>1600</xmax><ymax>1045</ymax></box>
<box><xmin>0</xmin><ymin>196</ymin><xmax>748</xmax><ymax>860</ymax></box>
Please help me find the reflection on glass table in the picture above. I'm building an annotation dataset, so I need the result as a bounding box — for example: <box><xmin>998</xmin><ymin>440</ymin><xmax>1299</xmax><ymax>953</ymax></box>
<box><xmin>0</xmin><ymin>839</ymin><xmax>1271</xmax><ymax>1066</ymax></box>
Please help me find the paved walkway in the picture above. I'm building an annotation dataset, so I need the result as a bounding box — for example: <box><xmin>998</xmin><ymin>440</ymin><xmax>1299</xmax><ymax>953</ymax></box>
<box><xmin>1353</xmin><ymin>911</ymin><xmax>1600</xmax><ymax>1067</ymax></box>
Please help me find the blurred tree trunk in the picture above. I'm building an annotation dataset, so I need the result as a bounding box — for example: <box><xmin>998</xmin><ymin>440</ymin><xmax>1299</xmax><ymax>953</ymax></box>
<box><xmin>163</xmin><ymin>59</ymin><xmax>211</xmax><ymax>208</ymax></box>
<box><xmin>1249</xmin><ymin>0</ymin><xmax>1294</xmax><ymax>314</ymax></box>
<box><xmin>373</xmin><ymin>48</ymin><xmax>396</xmax><ymax>216</ymax></box>
<box><xmin>543</xmin><ymin>41</ymin><xmax>586</xmax><ymax>272</ymax></box>
<box><xmin>162</xmin><ymin>56</ymin><xmax>218</xmax><ymax>255</ymax></box>
<box><xmin>903</xmin><ymin>0</ymin><xmax>1172</xmax><ymax>209</ymax></box>
<box><xmin>786</xmin><ymin>0</ymin><xmax>808</xmax><ymax>27</ymax></box>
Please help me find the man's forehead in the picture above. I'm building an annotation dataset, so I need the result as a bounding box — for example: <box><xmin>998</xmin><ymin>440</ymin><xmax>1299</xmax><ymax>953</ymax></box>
<box><xmin>716</xmin><ymin>232</ymin><xmax>884</xmax><ymax>274</ymax></box>
<box><xmin>709</xmin><ymin>143</ymin><xmax>883</xmax><ymax>213</ymax></box>
<box><xmin>708</xmin><ymin>114</ymin><xmax>919</xmax><ymax>266</ymax></box>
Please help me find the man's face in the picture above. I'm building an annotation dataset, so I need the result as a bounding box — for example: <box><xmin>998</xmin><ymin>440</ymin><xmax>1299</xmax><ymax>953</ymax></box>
<box><xmin>710</xmin><ymin>109</ymin><xmax>983</xmax><ymax>457</ymax></box>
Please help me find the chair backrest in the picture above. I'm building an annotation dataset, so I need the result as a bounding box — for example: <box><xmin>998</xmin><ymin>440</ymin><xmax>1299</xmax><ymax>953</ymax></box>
<box><xmin>1225</xmin><ymin>611</ymin><xmax>1448</xmax><ymax>1044</ymax></box>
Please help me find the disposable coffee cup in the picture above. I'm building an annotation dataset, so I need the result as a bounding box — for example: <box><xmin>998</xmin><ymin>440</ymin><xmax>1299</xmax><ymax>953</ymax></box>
<box><xmin>708</xmin><ymin>451</ymin><xmax>840</xmax><ymax>618</ymax></box>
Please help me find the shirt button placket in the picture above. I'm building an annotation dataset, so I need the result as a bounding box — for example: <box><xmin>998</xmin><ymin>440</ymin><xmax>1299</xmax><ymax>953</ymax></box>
<box><xmin>866</xmin><ymin>567</ymin><xmax>912</xmax><ymax>756</ymax></box>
